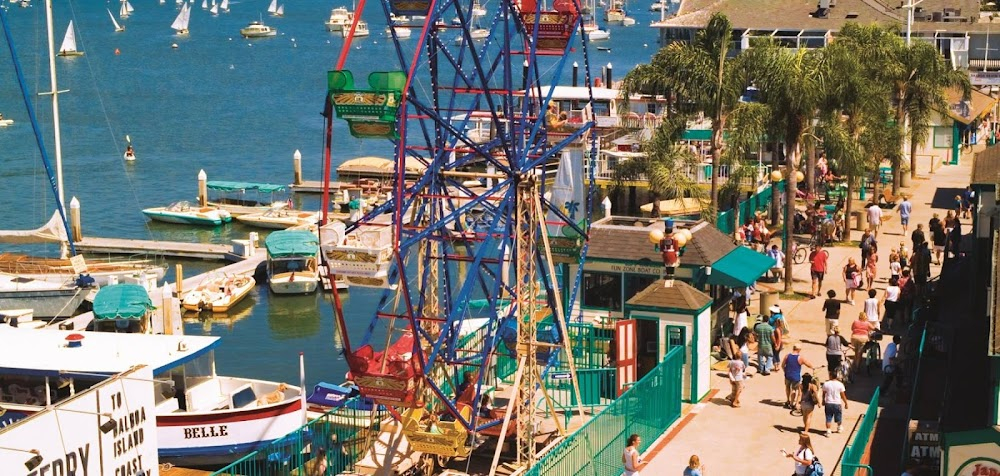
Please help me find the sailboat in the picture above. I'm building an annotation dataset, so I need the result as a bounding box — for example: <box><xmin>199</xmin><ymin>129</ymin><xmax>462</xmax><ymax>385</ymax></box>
<box><xmin>119</xmin><ymin>0</ymin><xmax>130</xmax><ymax>19</ymax></box>
<box><xmin>220</xmin><ymin>0</ymin><xmax>229</xmax><ymax>12</ymax></box>
<box><xmin>107</xmin><ymin>8</ymin><xmax>126</xmax><ymax>32</ymax></box>
<box><xmin>56</xmin><ymin>21</ymin><xmax>84</xmax><ymax>57</ymax></box>
<box><xmin>171</xmin><ymin>2</ymin><xmax>191</xmax><ymax>35</ymax></box>
<box><xmin>201</xmin><ymin>0</ymin><xmax>207</xmax><ymax>8</ymax></box>
<box><xmin>267</xmin><ymin>0</ymin><xmax>283</xmax><ymax>17</ymax></box>
<box><xmin>209</xmin><ymin>2</ymin><xmax>218</xmax><ymax>15</ymax></box>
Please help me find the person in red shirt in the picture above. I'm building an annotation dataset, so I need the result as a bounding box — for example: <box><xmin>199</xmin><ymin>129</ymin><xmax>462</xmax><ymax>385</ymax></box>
<box><xmin>809</xmin><ymin>245</ymin><xmax>830</xmax><ymax>298</ymax></box>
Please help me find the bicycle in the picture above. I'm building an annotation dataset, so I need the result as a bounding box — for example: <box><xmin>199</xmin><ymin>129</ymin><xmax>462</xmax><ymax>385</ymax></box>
<box><xmin>861</xmin><ymin>332</ymin><xmax>883</xmax><ymax>377</ymax></box>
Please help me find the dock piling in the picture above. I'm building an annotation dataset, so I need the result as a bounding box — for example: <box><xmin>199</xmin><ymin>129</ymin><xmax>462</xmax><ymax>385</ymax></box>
<box><xmin>198</xmin><ymin>169</ymin><xmax>207</xmax><ymax>207</ymax></box>
<box><xmin>175</xmin><ymin>263</ymin><xmax>184</xmax><ymax>295</ymax></box>
<box><xmin>293</xmin><ymin>149</ymin><xmax>302</xmax><ymax>185</ymax></box>
<box><xmin>69</xmin><ymin>196</ymin><xmax>82</xmax><ymax>242</ymax></box>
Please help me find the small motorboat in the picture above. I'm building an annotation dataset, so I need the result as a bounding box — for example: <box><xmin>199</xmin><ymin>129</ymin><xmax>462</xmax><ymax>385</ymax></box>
<box><xmin>142</xmin><ymin>201</ymin><xmax>233</xmax><ymax>226</ymax></box>
<box><xmin>0</xmin><ymin>114</ymin><xmax>12</xmax><ymax>127</ymax></box>
<box><xmin>235</xmin><ymin>207</ymin><xmax>319</xmax><ymax>229</ymax></box>
<box><xmin>240</xmin><ymin>20</ymin><xmax>277</xmax><ymax>38</ymax></box>
<box><xmin>182</xmin><ymin>274</ymin><xmax>255</xmax><ymax>313</ymax></box>
<box><xmin>265</xmin><ymin>230</ymin><xmax>320</xmax><ymax>294</ymax></box>
<box><xmin>588</xmin><ymin>28</ymin><xmax>610</xmax><ymax>41</ymax></box>
<box><xmin>623</xmin><ymin>16</ymin><xmax>636</xmax><ymax>25</ymax></box>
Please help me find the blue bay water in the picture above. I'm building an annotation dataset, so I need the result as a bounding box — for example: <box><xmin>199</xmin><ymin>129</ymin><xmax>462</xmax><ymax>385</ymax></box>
<box><xmin>0</xmin><ymin>0</ymin><xmax>670</xmax><ymax>386</ymax></box>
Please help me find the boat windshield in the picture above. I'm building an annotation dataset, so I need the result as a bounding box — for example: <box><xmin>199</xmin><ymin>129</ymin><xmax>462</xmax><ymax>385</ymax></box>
<box><xmin>271</xmin><ymin>257</ymin><xmax>314</xmax><ymax>274</ymax></box>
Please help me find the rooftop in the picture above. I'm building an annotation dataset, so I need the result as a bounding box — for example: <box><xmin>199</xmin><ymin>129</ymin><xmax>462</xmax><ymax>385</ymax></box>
<box><xmin>971</xmin><ymin>145</ymin><xmax>1000</xmax><ymax>185</ymax></box>
<box><xmin>625</xmin><ymin>279</ymin><xmax>712</xmax><ymax>311</ymax></box>
<box><xmin>587</xmin><ymin>217</ymin><xmax>737</xmax><ymax>267</ymax></box>
<box><xmin>659</xmin><ymin>0</ymin><xmax>981</xmax><ymax>33</ymax></box>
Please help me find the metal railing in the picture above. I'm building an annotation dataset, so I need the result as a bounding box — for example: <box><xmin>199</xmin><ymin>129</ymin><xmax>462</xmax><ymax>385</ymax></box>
<box><xmin>835</xmin><ymin>387</ymin><xmax>880</xmax><ymax>476</ymax></box>
<box><xmin>211</xmin><ymin>400</ymin><xmax>388</xmax><ymax>476</ymax></box>
<box><xmin>522</xmin><ymin>346</ymin><xmax>684</xmax><ymax>476</ymax></box>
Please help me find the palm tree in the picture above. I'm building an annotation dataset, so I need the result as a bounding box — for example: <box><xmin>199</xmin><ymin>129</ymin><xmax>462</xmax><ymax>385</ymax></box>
<box><xmin>618</xmin><ymin>12</ymin><xmax>746</xmax><ymax>213</ymax></box>
<box><xmin>743</xmin><ymin>42</ymin><xmax>827</xmax><ymax>293</ymax></box>
<box><xmin>885</xmin><ymin>39</ymin><xmax>970</xmax><ymax>191</ymax></box>
<box><xmin>612</xmin><ymin>116</ymin><xmax>706</xmax><ymax>210</ymax></box>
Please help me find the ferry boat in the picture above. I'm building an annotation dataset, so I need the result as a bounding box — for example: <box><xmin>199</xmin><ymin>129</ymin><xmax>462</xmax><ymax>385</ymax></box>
<box><xmin>0</xmin><ymin>326</ymin><xmax>305</xmax><ymax>466</ymax></box>
<box><xmin>265</xmin><ymin>230</ymin><xmax>320</xmax><ymax>294</ymax></box>
<box><xmin>240</xmin><ymin>20</ymin><xmax>277</xmax><ymax>38</ymax></box>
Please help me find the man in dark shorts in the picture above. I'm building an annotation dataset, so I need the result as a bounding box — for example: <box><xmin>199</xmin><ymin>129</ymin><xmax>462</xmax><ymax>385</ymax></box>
<box><xmin>822</xmin><ymin>289</ymin><xmax>841</xmax><ymax>334</ymax></box>
<box><xmin>809</xmin><ymin>245</ymin><xmax>829</xmax><ymax>298</ymax></box>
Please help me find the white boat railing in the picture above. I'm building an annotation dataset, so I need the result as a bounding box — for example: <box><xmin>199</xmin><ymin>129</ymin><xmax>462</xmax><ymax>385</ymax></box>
<box><xmin>584</xmin><ymin>151</ymin><xmax>772</xmax><ymax>187</ymax></box>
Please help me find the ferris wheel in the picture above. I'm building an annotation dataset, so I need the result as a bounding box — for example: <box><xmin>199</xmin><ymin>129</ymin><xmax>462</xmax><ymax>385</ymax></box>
<box><xmin>319</xmin><ymin>0</ymin><xmax>600</xmax><ymax>470</ymax></box>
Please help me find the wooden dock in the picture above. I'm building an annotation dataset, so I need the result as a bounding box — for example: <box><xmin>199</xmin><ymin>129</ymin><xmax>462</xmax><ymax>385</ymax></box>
<box><xmin>289</xmin><ymin>180</ymin><xmax>351</xmax><ymax>194</ymax></box>
<box><xmin>75</xmin><ymin>237</ymin><xmax>236</xmax><ymax>260</ymax></box>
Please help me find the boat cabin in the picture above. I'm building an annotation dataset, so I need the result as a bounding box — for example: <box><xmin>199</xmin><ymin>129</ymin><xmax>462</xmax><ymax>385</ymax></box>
<box><xmin>91</xmin><ymin>283</ymin><xmax>154</xmax><ymax>333</ymax></box>
<box><xmin>265</xmin><ymin>230</ymin><xmax>320</xmax><ymax>294</ymax></box>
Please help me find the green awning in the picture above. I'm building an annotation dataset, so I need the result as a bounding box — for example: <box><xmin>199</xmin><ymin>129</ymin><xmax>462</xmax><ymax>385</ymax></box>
<box><xmin>93</xmin><ymin>284</ymin><xmax>153</xmax><ymax>320</ymax></box>
<box><xmin>265</xmin><ymin>230</ymin><xmax>319</xmax><ymax>258</ymax></box>
<box><xmin>207</xmin><ymin>181</ymin><xmax>286</xmax><ymax>193</ymax></box>
<box><xmin>704</xmin><ymin>246</ymin><xmax>775</xmax><ymax>288</ymax></box>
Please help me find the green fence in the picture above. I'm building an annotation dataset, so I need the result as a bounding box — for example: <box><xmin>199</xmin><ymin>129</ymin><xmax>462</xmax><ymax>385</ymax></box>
<box><xmin>716</xmin><ymin>181</ymin><xmax>784</xmax><ymax>235</ymax></box>
<box><xmin>522</xmin><ymin>346</ymin><xmax>684</xmax><ymax>476</ymax></box>
<box><xmin>212</xmin><ymin>401</ymin><xmax>388</xmax><ymax>476</ymax></box>
<box><xmin>838</xmin><ymin>387</ymin><xmax>880</xmax><ymax>476</ymax></box>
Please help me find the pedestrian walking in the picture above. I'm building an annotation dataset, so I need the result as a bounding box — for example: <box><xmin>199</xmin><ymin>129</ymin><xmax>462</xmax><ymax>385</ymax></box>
<box><xmin>825</xmin><ymin>326</ymin><xmax>851</xmax><ymax>371</ymax></box>
<box><xmin>736</xmin><ymin>327</ymin><xmax>752</xmax><ymax>372</ymax></box>
<box><xmin>963</xmin><ymin>185</ymin><xmax>975</xmax><ymax>219</ymax></box>
<box><xmin>843</xmin><ymin>258</ymin><xmax>861</xmax><ymax>305</ymax></box>
<box><xmin>911</xmin><ymin>224</ymin><xmax>925</xmax><ymax>251</ymax></box>
<box><xmin>863</xmin><ymin>289</ymin><xmax>880</xmax><ymax>329</ymax></box>
<box><xmin>822</xmin><ymin>371</ymin><xmax>849</xmax><ymax>437</ymax></box>
<box><xmin>822</xmin><ymin>290</ymin><xmax>841</xmax><ymax>335</ymax></box>
<box><xmin>859</xmin><ymin>229</ymin><xmax>877</xmax><ymax>268</ymax></box>
<box><xmin>726</xmin><ymin>351</ymin><xmax>745</xmax><ymax>408</ymax></box>
<box><xmin>898</xmin><ymin>195</ymin><xmax>912</xmax><ymax>235</ymax></box>
<box><xmin>622</xmin><ymin>434</ymin><xmax>645</xmax><ymax>476</ymax></box>
<box><xmin>754</xmin><ymin>318</ymin><xmax>776</xmax><ymax>375</ymax></box>
<box><xmin>882</xmin><ymin>335</ymin><xmax>901</xmax><ymax>394</ymax></box>
<box><xmin>782</xmin><ymin>433</ymin><xmax>816</xmax><ymax>475</ymax></box>
<box><xmin>732</xmin><ymin>303</ymin><xmax>749</xmax><ymax>338</ymax></box>
<box><xmin>850</xmin><ymin>312</ymin><xmax>876</xmax><ymax>370</ymax></box>
<box><xmin>930</xmin><ymin>213</ymin><xmax>946</xmax><ymax>264</ymax></box>
<box><xmin>865</xmin><ymin>249</ymin><xmax>878</xmax><ymax>290</ymax></box>
<box><xmin>899</xmin><ymin>241</ymin><xmax>910</xmax><ymax>270</ymax></box>
<box><xmin>809</xmin><ymin>245</ymin><xmax>829</xmax><ymax>298</ymax></box>
<box><xmin>683</xmin><ymin>455</ymin><xmax>705</xmax><ymax>476</ymax></box>
<box><xmin>883</xmin><ymin>277</ymin><xmax>901</xmax><ymax>329</ymax></box>
<box><xmin>888</xmin><ymin>250</ymin><xmax>901</xmax><ymax>282</ymax></box>
<box><xmin>867</xmin><ymin>203</ymin><xmax>883</xmax><ymax>237</ymax></box>
<box><xmin>781</xmin><ymin>344</ymin><xmax>816</xmax><ymax>409</ymax></box>
<box><xmin>799</xmin><ymin>373</ymin><xmax>821</xmax><ymax>434</ymax></box>
<box><xmin>770</xmin><ymin>305</ymin><xmax>787</xmax><ymax>370</ymax></box>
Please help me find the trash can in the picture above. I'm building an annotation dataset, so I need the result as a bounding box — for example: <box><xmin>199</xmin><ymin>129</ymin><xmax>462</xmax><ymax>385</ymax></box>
<box><xmin>900</xmin><ymin>172</ymin><xmax>911</xmax><ymax>188</ymax></box>
<box><xmin>853</xmin><ymin>209</ymin><xmax>868</xmax><ymax>231</ymax></box>
<box><xmin>760</xmin><ymin>291</ymin><xmax>779</xmax><ymax>316</ymax></box>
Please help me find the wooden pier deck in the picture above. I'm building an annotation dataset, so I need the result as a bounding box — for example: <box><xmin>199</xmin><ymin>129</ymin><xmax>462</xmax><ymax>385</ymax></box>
<box><xmin>289</xmin><ymin>180</ymin><xmax>350</xmax><ymax>194</ymax></box>
<box><xmin>75</xmin><ymin>237</ymin><xmax>236</xmax><ymax>260</ymax></box>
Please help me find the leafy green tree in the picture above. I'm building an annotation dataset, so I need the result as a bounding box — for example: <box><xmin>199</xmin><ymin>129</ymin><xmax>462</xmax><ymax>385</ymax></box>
<box><xmin>619</xmin><ymin>12</ymin><xmax>746</xmax><ymax>213</ymax></box>
<box><xmin>612</xmin><ymin>116</ymin><xmax>706</xmax><ymax>209</ymax></box>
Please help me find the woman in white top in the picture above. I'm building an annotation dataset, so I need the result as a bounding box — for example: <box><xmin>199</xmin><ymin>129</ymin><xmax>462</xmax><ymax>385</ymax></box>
<box><xmin>882</xmin><ymin>276</ymin><xmax>901</xmax><ymax>328</ymax></box>
<box><xmin>733</xmin><ymin>304</ymin><xmax>749</xmax><ymax>338</ymax></box>
<box><xmin>783</xmin><ymin>433</ymin><xmax>815</xmax><ymax>475</ymax></box>
<box><xmin>622</xmin><ymin>433</ymin><xmax>644</xmax><ymax>475</ymax></box>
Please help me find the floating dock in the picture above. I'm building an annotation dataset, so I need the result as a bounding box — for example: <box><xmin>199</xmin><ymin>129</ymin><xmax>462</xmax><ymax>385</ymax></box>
<box><xmin>75</xmin><ymin>237</ymin><xmax>236</xmax><ymax>260</ymax></box>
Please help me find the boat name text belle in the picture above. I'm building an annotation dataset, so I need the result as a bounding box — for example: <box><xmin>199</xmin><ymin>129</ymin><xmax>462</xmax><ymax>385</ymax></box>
<box><xmin>184</xmin><ymin>425</ymin><xmax>229</xmax><ymax>439</ymax></box>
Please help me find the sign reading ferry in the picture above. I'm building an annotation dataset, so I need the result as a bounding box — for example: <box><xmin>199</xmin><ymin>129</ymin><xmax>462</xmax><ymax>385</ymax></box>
<box><xmin>100</xmin><ymin>367</ymin><xmax>157</xmax><ymax>476</ymax></box>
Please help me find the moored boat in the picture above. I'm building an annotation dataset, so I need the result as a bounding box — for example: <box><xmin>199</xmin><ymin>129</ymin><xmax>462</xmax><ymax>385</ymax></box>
<box><xmin>91</xmin><ymin>283</ymin><xmax>154</xmax><ymax>333</ymax></box>
<box><xmin>265</xmin><ymin>230</ymin><xmax>320</xmax><ymax>294</ymax></box>
<box><xmin>182</xmin><ymin>274</ymin><xmax>256</xmax><ymax>313</ymax></box>
<box><xmin>234</xmin><ymin>207</ymin><xmax>318</xmax><ymax>229</ymax></box>
<box><xmin>0</xmin><ymin>252</ymin><xmax>166</xmax><ymax>287</ymax></box>
<box><xmin>142</xmin><ymin>201</ymin><xmax>233</xmax><ymax>226</ymax></box>
<box><xmin>205</xmin><ymin>180</ymin><xmax>290</xmax><ymax>216</ymax></box>
<box><xmin>240</xmin><ymin>20</ymin><xmax>277</xmax><ymax>38</ymax></box>
<box><xmin>0</xmin><ymin>272</ymin><xmax>90</xmax><ymax>319</ymax></box>
<box><xmin>0</xmin><ymin>326</ymin><xmax>305</xmax><ymax>466</ymax></box>
<box><xmin>325</xmin><ymin>6</ymin><xmax>352</xmax><ymax>31</ymax></box>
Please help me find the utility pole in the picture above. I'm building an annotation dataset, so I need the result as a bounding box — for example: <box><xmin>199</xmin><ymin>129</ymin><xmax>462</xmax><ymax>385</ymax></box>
<box><xmin>902</xmin><ymin>0</ymin><xmax>925</xmax><ymax>46</ymax></box>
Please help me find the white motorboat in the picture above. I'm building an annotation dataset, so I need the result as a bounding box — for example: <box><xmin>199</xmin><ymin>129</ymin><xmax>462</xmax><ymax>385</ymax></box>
<box><xmin>142</xmin><ymin>201</ymin><xmax>233</xmax><ymax>226</ymax></box>
<box><xmin>649</xmin><ymin>1</ymin><xmax>668</xmax><ymax>11</ymax></box>
<box><xmin>0</xmin><ymin>114</ymin><xmax>12</xmax><ymax>127</ymax></box>
<box><xmin>341</xmin><ymin>19</ymin><xmax>369</xmax><ymax>37</ymax></box>
<box><xmin>623</xmin><ymin>16</ymin><xmax>636</xmax><ymax>25</ymax></box>
<box><xmin>387</xmin><ymin>25</ymin><xmax>412</xmax><ymax>38</ymax></box>
<box><xmin>265</xmin><ymin>230</ymin><xmax>320</xmax><ymax>294</ymax></box>
<box><xmin>240</xmin><ymin>20</ymin><xmax>277</xmax><ymax>38</ymax></box>
<box><xmin>588</xmin><ymin>28</ymin><xmax>610</xmax><ymax>40</ymax></box>
<box><xmin>0</xmin><ymin>326</ymin><xmax>305</xmax><ymax>466</ymax></box>
<box><xmin>205</xmin><ymin>181</ymin><xmax>290</xmax><ymax>216</ymax></box>
<box><xmin>0</xmin><ymin>272</ymin><xmax>90</xmax><ymax>318</ymax></box>
<box><xmin>182</xmin><ymin>274</ymin><xmax>256</xmax><ymax>313</ymax></box>
<box><xmin>235</xmin><ymin>207</ymin><xmax>319</xmax><ymax>229</ymax></box>
<box><xmin>325</xmin><ymin>6</ymin><xmax>353</xmax><ymax>32</ymax></box>
<box><xmin>56</xmin><ymin>21</ymin><xmax>84</xmax><ymax>57</ymax></box>
<box><xmin>456</xmin><ymin>28</ymin><xmax>489</xmax><ymax>43</ymax></box>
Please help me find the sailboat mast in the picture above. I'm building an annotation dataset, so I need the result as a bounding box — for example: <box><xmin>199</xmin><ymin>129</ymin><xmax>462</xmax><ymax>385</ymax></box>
<box><xmin>42</xmin><ymin>0</ymin><xmax>66</xmax><ymax>208</ymax></box>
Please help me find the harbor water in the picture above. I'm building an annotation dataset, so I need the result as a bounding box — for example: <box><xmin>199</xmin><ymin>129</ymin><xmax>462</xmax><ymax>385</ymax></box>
<box><xmin>0</xmin><ymin>0</ymin><xmax>675</xmax><ymax>388</ymax></box>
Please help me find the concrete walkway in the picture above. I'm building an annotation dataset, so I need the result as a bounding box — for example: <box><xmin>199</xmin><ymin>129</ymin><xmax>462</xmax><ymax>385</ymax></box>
<box><xmin>639</xmin><ymin>155</ymin><xmax>976</xmax><ymax>475</ymax></box>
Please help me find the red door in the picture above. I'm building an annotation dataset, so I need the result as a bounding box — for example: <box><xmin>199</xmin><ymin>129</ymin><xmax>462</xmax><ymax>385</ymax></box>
<box><xmin>616</xmin><ymin>319</ymin><xmax>637</xmax><ymax>396</ymax></box>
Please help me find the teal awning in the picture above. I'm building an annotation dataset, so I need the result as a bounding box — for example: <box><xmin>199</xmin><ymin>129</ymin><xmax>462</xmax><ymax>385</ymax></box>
<box><xmin>265</xmin><ymin>230</ymin><xmax>319</xmax><ymax>257</ymax></box>
<box><xmin>207</xmin><ymin>181</ymin><xmax>286</xmax><ymax>193</ymax></box>
<box><xmin>93</xmin><ymin>284</ymin><xmax>153</xmax><ymax>320</ymax></box>
<box><xmin>704</xmin><ymin>246</ymin><xmax>775</xmax><ymax>288</ymax></box>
